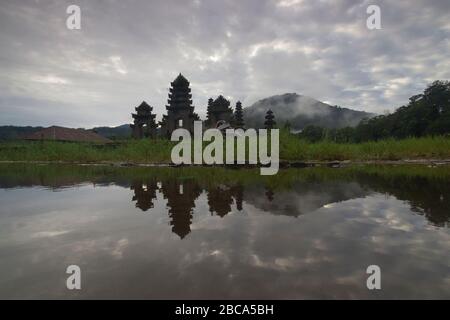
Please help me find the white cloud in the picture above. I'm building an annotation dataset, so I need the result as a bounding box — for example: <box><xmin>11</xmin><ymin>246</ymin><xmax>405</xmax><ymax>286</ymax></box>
<box><xmin>0</xmin><ymin>0</ymin><xmax>449</xmax><ymax>126</ymax></box>
<box><xmin>32</xmin><ymin>75</ymin><xmax>70</xmax><ymax>85</ymax></box>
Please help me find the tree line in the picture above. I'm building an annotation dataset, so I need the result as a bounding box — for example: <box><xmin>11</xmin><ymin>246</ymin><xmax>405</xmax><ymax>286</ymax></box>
<box><xmin>298</xmin><ymin>80</ymin><xmax>450</xmax><ymax>143</ymax></box>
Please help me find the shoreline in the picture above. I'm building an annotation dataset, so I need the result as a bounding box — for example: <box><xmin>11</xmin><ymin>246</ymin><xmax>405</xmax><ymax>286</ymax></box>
<box><xmin>1</xmin><ymin>159</ymin><xmax>450</xmax><ymax>168</ymax></box>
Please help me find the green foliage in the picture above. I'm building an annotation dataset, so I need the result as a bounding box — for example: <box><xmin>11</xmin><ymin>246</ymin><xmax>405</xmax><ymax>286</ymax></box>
<box><xmin>298</xmin><ymin>80</ymin><xmax>450</xmax><ymax>142</ymax></box>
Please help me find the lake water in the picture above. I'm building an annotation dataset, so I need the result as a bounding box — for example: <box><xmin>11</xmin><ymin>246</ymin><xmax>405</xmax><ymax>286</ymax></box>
<box><xmin>0</xmin><ymin>164</ymin><xmax>448</xmax><ymax>299</ymax></box>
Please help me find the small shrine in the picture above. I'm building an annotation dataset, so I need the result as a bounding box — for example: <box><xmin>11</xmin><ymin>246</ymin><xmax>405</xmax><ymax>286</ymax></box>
<box><xmin>130</xmin><ymin>101</ymin><xmax>156</xmax><ymax>139</ymax></box>
<box><xmin>206</xmin><ymin>95</ymin><xmax>233</xmax><ymax>128</ymax></box>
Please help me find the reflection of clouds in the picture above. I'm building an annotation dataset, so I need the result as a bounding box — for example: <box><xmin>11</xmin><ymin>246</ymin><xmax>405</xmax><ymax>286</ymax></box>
<box><xmin>111</xmin><ymin>238</ymin><xmax>129</xmax><ymax>260</ymax></box>
<box><xmin>244</xmin><ymin>181</ymin><xmax>370</xmax><ymax>217</ymax></box>
<box><xmin>0</xmin><ymin>183</ymin><xmax>449</xmax><ymax>299</ymax></box>
<box><xmin>32</xmin><ymin>230</ymin><xmax>71</xmax><ymax>238</ymax></box>
<box><xmin>69</xmin><ymin>237</ymin><xmax>130</xmax><ymax>260</ymax></box>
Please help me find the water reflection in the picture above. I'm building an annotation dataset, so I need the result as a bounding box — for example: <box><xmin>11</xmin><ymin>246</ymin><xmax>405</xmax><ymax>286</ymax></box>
<box><xmin>130</xmin><ymin>180</ymin><xmax>245</xmax><ymax>238</ymax></box>
<box><xmin>131</xmin><ymin>180</ymin><xmax>158</xmax><ymax>211</ymax></box>
<box><xmin>207</xmin><ymin>184</ymin><xmax>242</xmax><ymax>217</ymax></box>
<box><xmin>0</xmin><ymin>165</ymin><xmax>449</xmax><ymax>299</ymax></box>
<box><xmin>161</xmin><ymin>180</ymin><xmax>201</xmax><ymax>239</ymax></box>
<box><xmin>356</xmin><ymin>174</ymin><xmax>450</xmax><ymax>227</ymax></box>
<box><xmin>127</xmin><ymin>174</ymin><xmax>449</xmax><ymax>239</ymax></box>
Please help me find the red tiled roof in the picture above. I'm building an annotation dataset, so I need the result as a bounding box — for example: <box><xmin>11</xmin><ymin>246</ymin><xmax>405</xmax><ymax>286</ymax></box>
<box><xmin>24</xmin><ymin>126</ymin><xmax>112</xmax><ymax>143</ymax></box>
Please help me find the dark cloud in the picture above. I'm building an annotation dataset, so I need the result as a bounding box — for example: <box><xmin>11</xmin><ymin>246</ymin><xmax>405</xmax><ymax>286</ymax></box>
<box><xmin>0</xmin><ymin>0</ymin><xmax>449</xmax><ymax>126</ymax></box>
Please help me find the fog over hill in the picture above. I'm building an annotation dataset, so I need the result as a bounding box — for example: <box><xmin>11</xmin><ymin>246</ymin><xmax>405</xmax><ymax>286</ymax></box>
<box><xmin>243</xmin><ymin>93</ymin><xmax>374</xmax><ymax>131</ymax></box>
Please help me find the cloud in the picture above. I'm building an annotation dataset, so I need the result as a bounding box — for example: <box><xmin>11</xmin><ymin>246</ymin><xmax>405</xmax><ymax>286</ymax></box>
<box><xmin>0</xmin><ymin>0</ymin><xmax>449</xmax><ymax>126</ymax></box>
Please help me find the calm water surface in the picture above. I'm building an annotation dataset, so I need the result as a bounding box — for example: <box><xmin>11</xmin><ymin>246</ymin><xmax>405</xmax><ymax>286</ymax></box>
<box><xmin>0</xmin><ymin>164</ymin><xmax>449</xmax><ymax>299</ymax></box>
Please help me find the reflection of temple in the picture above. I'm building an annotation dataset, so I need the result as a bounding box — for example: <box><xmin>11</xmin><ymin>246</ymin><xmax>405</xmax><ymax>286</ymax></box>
<box><xmin>207</xmin><ymin>184</ymin><xmax>243</xmax><ymax>217</ymax></box>
<box><xmin>161</xmin><ymin>180</ymin><xmax>202</xmax><ymax>239</ymax></box>
<box><xmin>131</xmin><ymin>180</ymin><xmax>159</xmax><ymax>211</ymax></box>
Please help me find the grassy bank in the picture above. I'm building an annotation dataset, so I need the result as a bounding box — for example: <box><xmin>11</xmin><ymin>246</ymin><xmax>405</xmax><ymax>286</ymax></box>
<box><xmin>1</xmin><ymin>133</ymin><xmax>450</xmax><ymax>163</ymax></box>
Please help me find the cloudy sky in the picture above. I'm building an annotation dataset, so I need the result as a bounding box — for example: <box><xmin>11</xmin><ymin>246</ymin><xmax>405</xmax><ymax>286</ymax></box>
<box><xmin>0</xmin><ymin>0</ymin><xmax>449</xmax><ymax>127</ymax></box>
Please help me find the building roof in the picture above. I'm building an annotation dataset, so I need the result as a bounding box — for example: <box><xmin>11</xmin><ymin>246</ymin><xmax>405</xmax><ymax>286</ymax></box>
<box><xmin>212</xmin><ymin>95</ymin><xmax>231</xmax><ymax>110</ymax></box>
<box><xmin>24</xmin><ymin>126</ymin><xmax>112</xmax><ymax>143</ymax></box>
<box><xmin>171</xmin><ymin>73</ymin><xmax>190</xmax><ymax>86</ymax></box>
<box><xmin>135</xmin><ymin>101</ymin><xmax>152</xmax><ymax>112</ymax></box>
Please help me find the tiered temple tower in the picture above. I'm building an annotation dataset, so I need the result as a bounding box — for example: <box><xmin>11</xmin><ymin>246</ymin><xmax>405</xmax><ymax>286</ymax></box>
<box><xmin>160</xmin><ymin>74</ymin><xmax>199</xmax><ymax>138</ymax></box>
<box><xmin>130</xmin><ymin>101</ymin><xmax>157</xmax><ymax>139</ymax></box>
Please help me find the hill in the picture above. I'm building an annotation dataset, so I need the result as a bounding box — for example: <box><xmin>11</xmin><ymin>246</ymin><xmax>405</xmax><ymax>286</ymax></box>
<box><xmin>0</xmin><ymin>126</ymin><xmax>43</xmax><ymax>141</ymax></box>
<box><xmin>0</xmin><ymin>124</ymin><xmax>131</xmax><ymax>141</ymax></box>
<box><xmin>92</xmin><ymin>124</ymin><xmax>131</xmax><ymax>139</ymax></box>
<box><xmin>243</xmin><ymin>93</ymin><xmax>374</xmax><ymax>131</ymax></box>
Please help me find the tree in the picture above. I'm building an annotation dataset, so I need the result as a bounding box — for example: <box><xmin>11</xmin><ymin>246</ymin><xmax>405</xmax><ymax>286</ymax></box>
<box><xmin>298</xmin><ymin>125</ymin><xmax>325</xmax><ymax>142</ymax></box>
<box><xmin>351</xmin><ymin>80</ymin><xmax>450</xmax><ymax>141</ymax></box>
<box><xmin>264</xmin><ymin>109</ymin><xmax>276</xmax><ymax>129</ymax></box>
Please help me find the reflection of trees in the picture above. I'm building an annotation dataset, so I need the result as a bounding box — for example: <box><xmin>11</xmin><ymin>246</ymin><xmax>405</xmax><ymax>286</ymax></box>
<box><xmin>207</xmin><ymin>184</ymin><xmax>244</xmax><ymax>217</ymax></box>
<box><xmin>161</xmin><ymin>180</ymin><xmax>201</xmax><ymax>239</ymax></box>
<box><xmin>356</xmin><ymin>175</ymin><xmax>450</xmax><ymax>227</ymax></box>
<box><xmin>131</xmin><ymin>180</ymin><xmax>159</xmax><ymax>211</ymax></box>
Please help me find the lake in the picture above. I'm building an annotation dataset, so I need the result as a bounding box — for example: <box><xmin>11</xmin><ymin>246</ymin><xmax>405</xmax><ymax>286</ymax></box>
<box><xmin>0</xmin><ymin>164</ymin><xmax>448</xmax><ymax>299</ymax></box>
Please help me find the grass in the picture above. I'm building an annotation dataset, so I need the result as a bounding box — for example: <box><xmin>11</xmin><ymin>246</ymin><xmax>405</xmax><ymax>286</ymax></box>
<box><xmin>0</xmin><ymin>133</ymin><xmax>450</xmax><ymax>163</ymax></box>
<box><xmin>0</xmin><ymin>139</ymin><xmax>175</xmax><ymax>163</ymax></box>
<box><xmin>278</xmin><ymin>130</ymin><xmax>450</xmax><ymax>161</ymax></box>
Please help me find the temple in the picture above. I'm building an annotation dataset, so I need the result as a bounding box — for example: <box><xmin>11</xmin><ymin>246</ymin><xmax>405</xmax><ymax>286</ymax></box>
<box><xmin>130</xmin><ymin>73</ymin><xmax>253</xmax><ymax>139</ymax></box>
<box><xmin>206</xmin><ymin>95</ymin><xmax>234</xmax><ymax>128</ymax></box>
<box><xmin>130</xmin><ymin>101</ymin><xmax>157</xmax><ymax>139</ymax></box>
<box><xmin>159</xmin><ymin>73</ymin><xmax>199</xmax><ymax>138</ymax></box>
